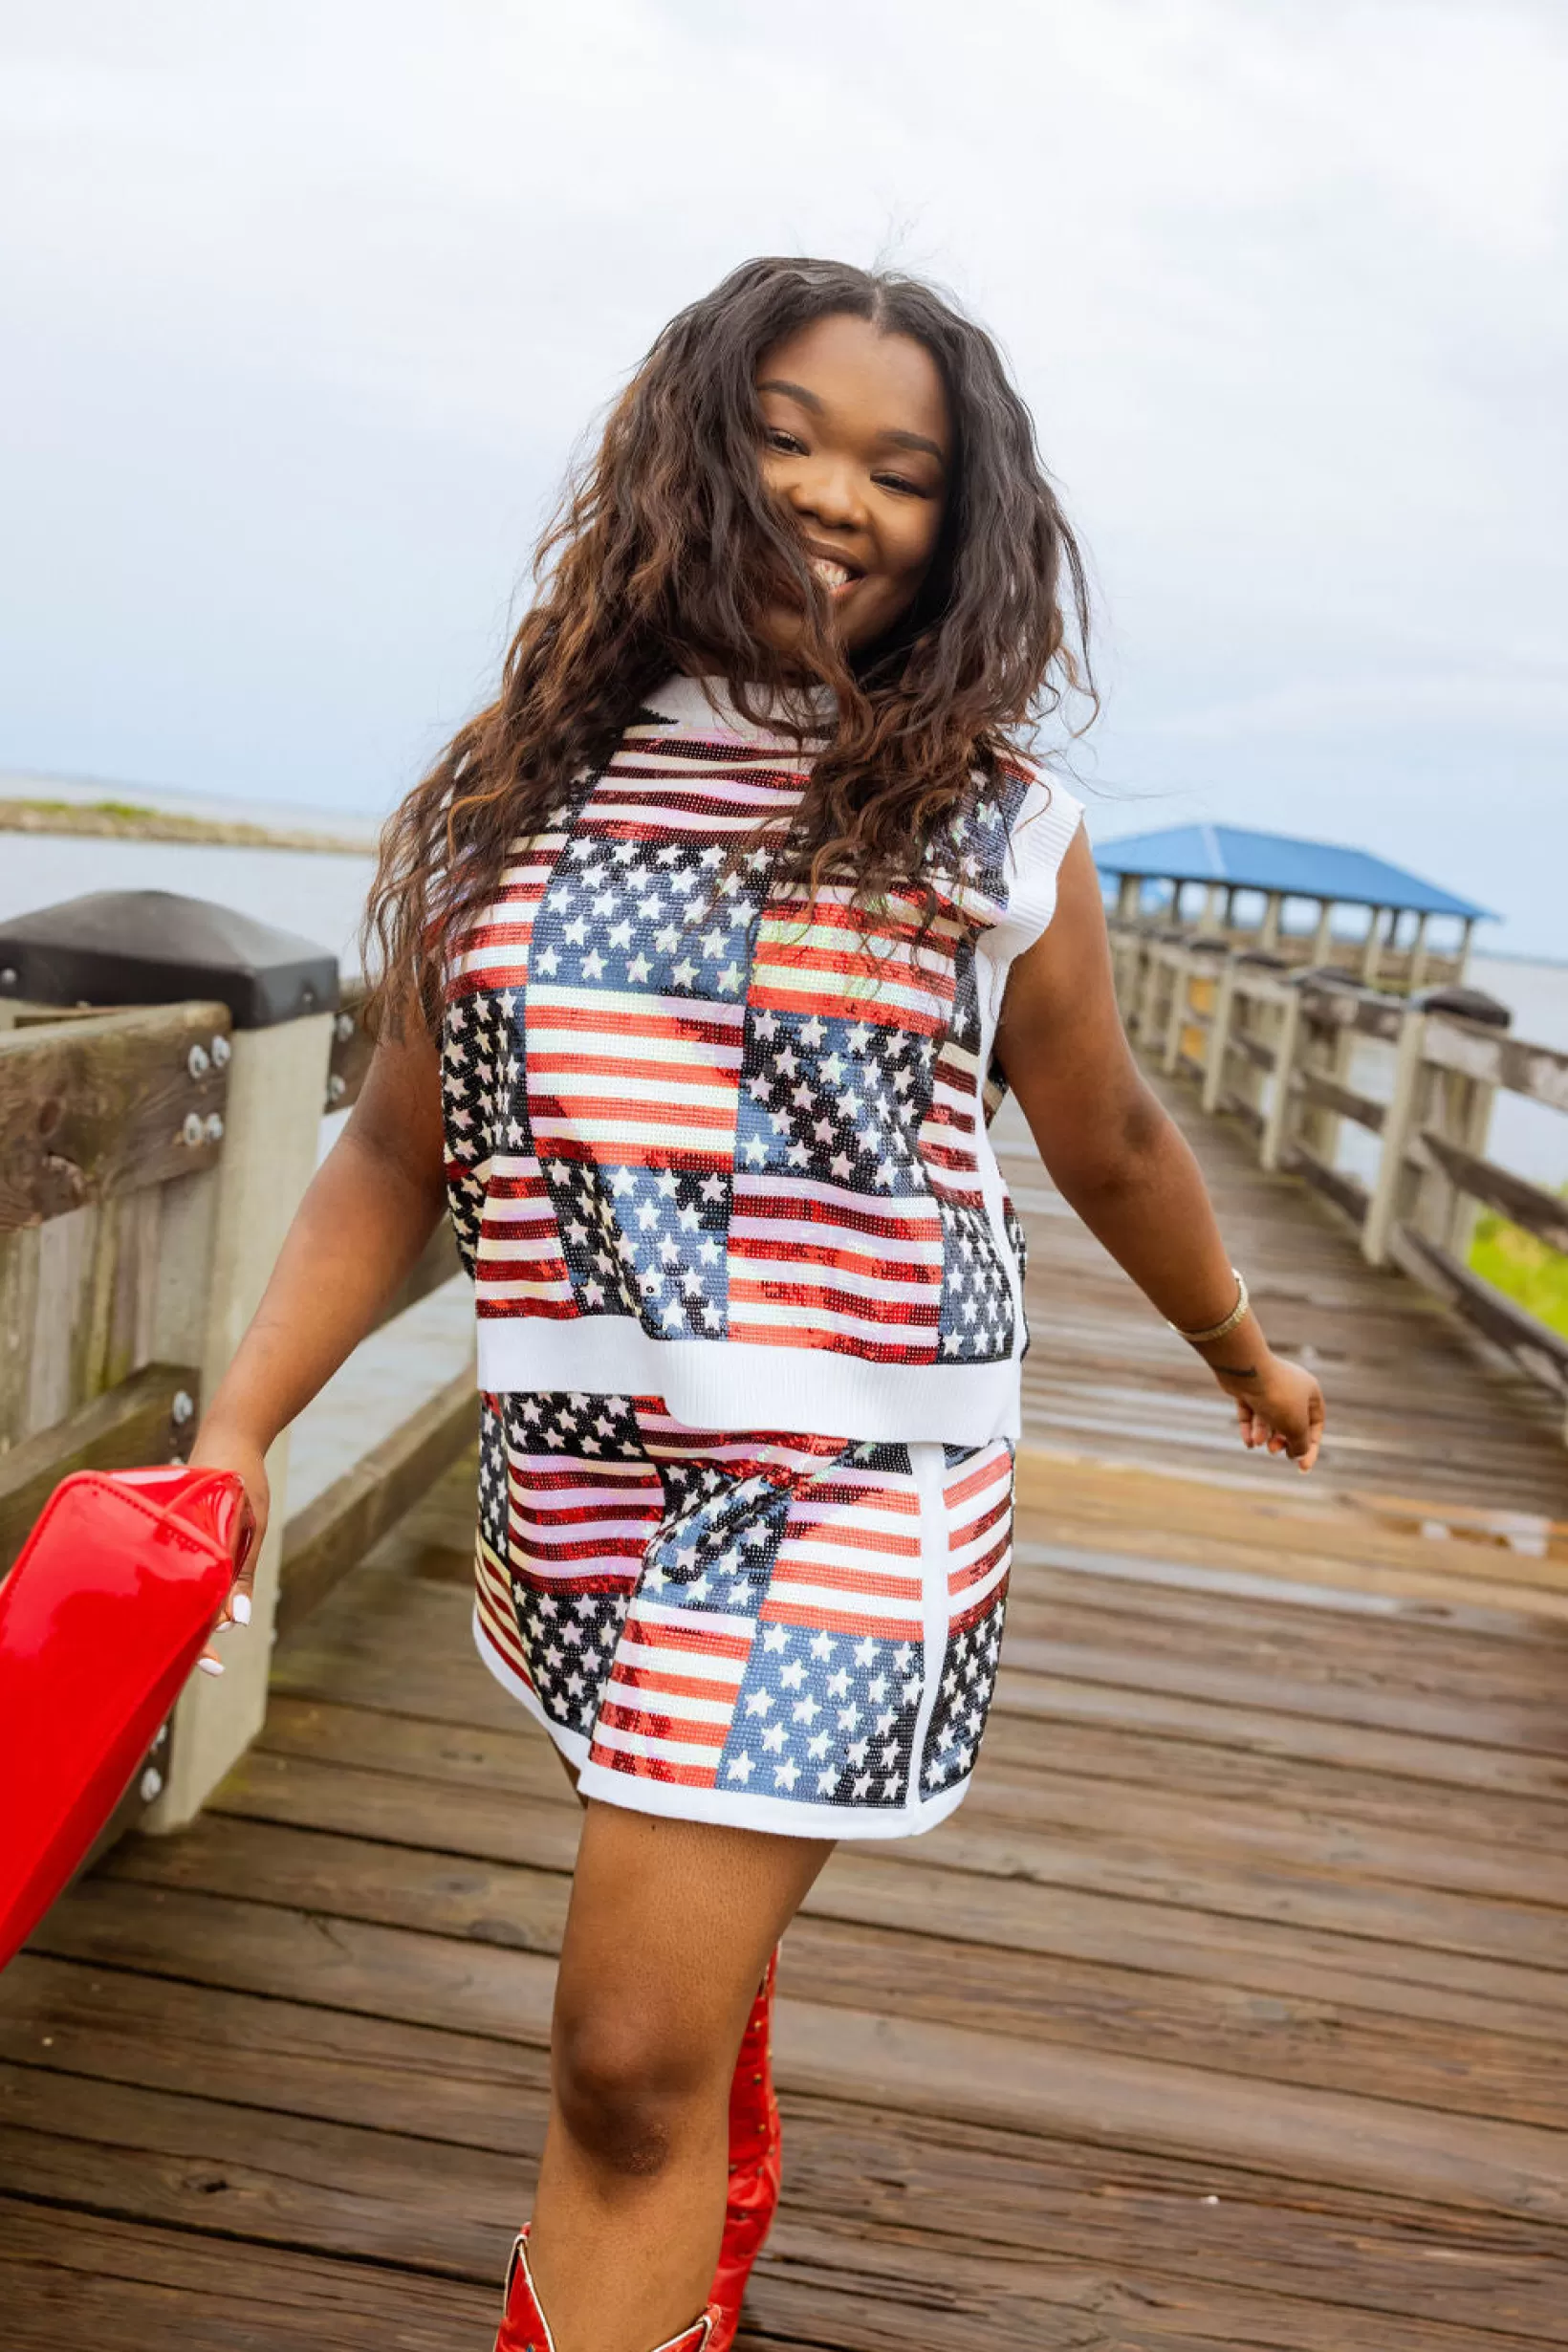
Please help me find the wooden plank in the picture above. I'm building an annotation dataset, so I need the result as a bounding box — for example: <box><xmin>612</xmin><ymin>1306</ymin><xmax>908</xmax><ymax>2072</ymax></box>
<box><xmin>0</xmin><ymin>1003</ymin><xmax>230</xmax><ymax>1230</ymax></box>
<box><xmin>276</xmin><ymin>1371</ymin><xmax>477</xmax><ymax>1636</ymax></box>
<box><xmin>0</xmin><ymin>2202</ymin><xmax>496</xmax><ymax>2352</ymax></box>
<box><xmin>1392</xmin><ymin>1223</ymin><xmax>1568</xmax><ymax>1397</ymax></box>
<box><xmin>1281</xmin><ymin>1142</ymin><xmax>1369</xmax><ymax>1228</ymax></box>
<box><xmin>94</xmin><ymin>1807</ymin><xmax>1568</xmax><ymax>2044</ymax></box>
<box><xmin>1290</xmin><ymin>1066</ymin><xmax>1386</xmax><ymax>1134</ymax></box>
<box><xmin>1424</xmin><ymin>1013</ymin><xmax>1568</xmax><ymax>1112</ymax></box>
<box><xmin>1415</xmin><ymin>1129</ymin><xmax>1568</xmax><ymax>1256</ymax></box>
<box><xmin>1225</xmin><ymin>1028</ymin><xmax>1275</xmax><ymax>1072</ymax></box>
<box><xmin>0</xmin><ymin>1360</ymin><xmax>198</xmax><ymax>1575</ymax></box>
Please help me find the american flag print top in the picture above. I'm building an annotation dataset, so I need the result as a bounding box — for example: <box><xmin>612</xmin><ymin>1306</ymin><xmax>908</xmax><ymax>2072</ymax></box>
<box><xmin>442</xmin><ymin>675</ymin><xmax>1083</xmax><ymax>1448</ymax></box>
<box><xmin>472</xmin><ymin>1387</ymin><xmax>1014</xmax><ymax>1839</ymax></box>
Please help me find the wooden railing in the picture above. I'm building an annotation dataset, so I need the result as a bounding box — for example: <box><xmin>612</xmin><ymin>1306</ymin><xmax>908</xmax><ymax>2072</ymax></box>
<box><xmin>0</xmin><ymin>963</ymin><xmax>471</xmax><ymax>1842</ymax></box>
<box><xmin>1112</xmin><ymin>922</ymin><xmax>1568</xmax><ymax>1435</ymax></box>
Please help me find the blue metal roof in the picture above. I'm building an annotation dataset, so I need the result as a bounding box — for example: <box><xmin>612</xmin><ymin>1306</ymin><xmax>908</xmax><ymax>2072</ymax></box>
<box><xmin>1093</xmin><ymin>823</ymin><xmax>1492</xmax><ymax>921</ymax></box>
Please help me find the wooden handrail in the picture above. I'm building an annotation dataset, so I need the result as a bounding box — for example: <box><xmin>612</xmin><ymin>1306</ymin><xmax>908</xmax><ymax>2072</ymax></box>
<box><xmin>1413</xmin><ymin>1130</ymin><xmax>1568</xmax><ymax>1255</ymax></box>
<box><xmin>1423</xmin><ymin>1014</ymin><xmax>1568</xmax><ymax>1112</ymax></box>
<box><xmin>1109</xmin><ymin>922</ymin><xmax>1567</xmax><ymax>1434</ymax></box>
<box><xmin>0</xmin><ymin>1002</ymin><xmax>229</xmax><ymax>1230</ymax></box>
<box><xmin>1290</xmin><ymin>1069</ymin><xmax>1386</xmax><ymax>1135</ymax></box>
<box><xmin>1391</xmin><ymin>1224</ymin><xmax>1568</xmax><ymax>1397</ymax></box>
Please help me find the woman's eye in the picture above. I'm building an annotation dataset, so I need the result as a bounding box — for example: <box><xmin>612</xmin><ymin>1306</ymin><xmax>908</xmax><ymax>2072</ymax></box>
<box><xmin>874</xmin><ymin>472</ymin><xmax>926</xmax><ymax>497</ymax></box>
<box><xmin>764</xmin><ymin>427</ymin><xmax>804</xmax><ymax>453</ymax></box>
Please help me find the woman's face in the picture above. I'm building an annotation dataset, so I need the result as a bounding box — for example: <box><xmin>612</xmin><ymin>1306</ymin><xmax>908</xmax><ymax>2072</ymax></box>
<box><xmin>754</xmin><ymin>311</ymin><xmax>951</xmax><ymax>656</ymax></box>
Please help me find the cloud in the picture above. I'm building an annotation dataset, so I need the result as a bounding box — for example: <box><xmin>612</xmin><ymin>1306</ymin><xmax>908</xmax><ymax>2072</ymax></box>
<box><xmin>0</xmin><ymin>0</ymin><xmax>1562</xmax><ymax>949</ymax></box>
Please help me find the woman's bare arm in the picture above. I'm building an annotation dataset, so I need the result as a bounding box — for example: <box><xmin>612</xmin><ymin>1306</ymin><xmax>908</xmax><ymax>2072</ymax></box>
<box><xmin>993</xmin><ymin>830</ymin><xmax>1323</xmax><ymax>1470</ymax></box>
<box><xmin>188</xmin><ymin>1018</ymin><xmax>450</xmax><ymax>1617</ymax></box>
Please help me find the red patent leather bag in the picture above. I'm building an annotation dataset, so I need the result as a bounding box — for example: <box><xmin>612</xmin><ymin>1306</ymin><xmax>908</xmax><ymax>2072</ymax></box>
<box><xmin>0</xmin><ymin>1466</ymin><xmax>254</xmax><ymax>1970</ymax></box>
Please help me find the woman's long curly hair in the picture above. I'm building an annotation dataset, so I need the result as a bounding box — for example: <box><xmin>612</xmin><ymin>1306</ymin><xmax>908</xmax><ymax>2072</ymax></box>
<box><xmin>364</xmin><ymin>255</ymin><xmax>1093</xmax><ymax>1032</ymax></box>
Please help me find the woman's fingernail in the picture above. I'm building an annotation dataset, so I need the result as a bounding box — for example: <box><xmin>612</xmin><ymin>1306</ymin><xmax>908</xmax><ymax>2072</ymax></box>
<box><xmin>232</xmin><ymin>1593</ymin><xmax>252</xmax><ymax>1625</ymax></box>
<box><xmin>197</xmin><ymin>1655</ymin><xmax>225</xmax><ymax>1677</ymax></box>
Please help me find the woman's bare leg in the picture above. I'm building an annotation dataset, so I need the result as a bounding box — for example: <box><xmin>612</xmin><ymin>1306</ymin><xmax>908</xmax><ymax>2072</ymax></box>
<box><xmin>526</xmin><ymin>1801</ymin><xmax>831</xmax><ymax>2352</ymax></box>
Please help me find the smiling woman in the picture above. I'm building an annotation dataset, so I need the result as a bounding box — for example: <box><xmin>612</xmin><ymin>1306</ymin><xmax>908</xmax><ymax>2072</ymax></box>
<box><xmin>190</xmin><ymin>253</ymin><xmax>1324</xmax><ymax>2352</ymax></box>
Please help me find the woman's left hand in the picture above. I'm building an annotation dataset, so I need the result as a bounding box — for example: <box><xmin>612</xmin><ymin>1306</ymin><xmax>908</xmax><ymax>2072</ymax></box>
<box><xmin>1210</xmin><ymin>1352</ymin><xmax>1324</xmax><ymax>1472</ymax></box>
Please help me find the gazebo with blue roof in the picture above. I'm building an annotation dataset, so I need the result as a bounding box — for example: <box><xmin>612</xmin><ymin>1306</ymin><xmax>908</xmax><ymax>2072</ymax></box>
<box><xmin>1093</xmin><ymin>822</ymin><xmax>1492</xmax><ymax>990</ymax></box>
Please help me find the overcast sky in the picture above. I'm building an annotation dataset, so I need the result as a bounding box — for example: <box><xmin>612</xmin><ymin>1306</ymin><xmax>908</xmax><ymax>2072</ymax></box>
<box><xmin>2</xmin><ymin>0</ymin><xmax>1563</xmax><ymax>950</ymax></box>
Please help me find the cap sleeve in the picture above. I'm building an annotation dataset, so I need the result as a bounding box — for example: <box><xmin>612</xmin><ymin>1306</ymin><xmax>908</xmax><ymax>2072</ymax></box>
<box><xmin>987</xmin><ymin>766</ymin><xmax>1085</xmax><ymax>965</ymax></box>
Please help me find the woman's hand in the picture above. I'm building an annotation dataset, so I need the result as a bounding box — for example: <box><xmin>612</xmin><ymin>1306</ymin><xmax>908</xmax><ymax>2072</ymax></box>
<box><xmin>1206</xmin><ymin>1352</ymin><xmax>1324</xmax><ymax>1472</ymax></box>
<box><xmin>186</xmin><ymin>1421</ymin><xmax>272</xmax><ymax>1674</ymax></box>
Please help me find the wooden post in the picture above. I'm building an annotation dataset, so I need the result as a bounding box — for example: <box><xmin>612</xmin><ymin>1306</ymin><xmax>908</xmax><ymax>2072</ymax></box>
<box><xmin>1117</xmin><ymin>873</ymin><xmax>1140</xmax><ymax>920</ymax></box>
<box><xmin>1198</xmin><ymin>882</ymin><xmax>1225</xmax><ymax>936</ymax></box>
<box><xmin>1407</xmin><ymin>911</ymin><xmax>1430</xmax><ymax>994</ymax></box>
<box><xmin>1362</xmin><ymin>1004</ymin><xmax>1428</xmax><ymax>1265</ymax></box>
<box><xmin>1312</xmin><ymin>900</ymin><xmax>1334</xmax><ymax>965</ymax></box>
<box><xmin>1259</xmin><ymin>893</ymin><xmax>1282</xmax><ymax>953</ymax></box>
<box><xmin>1163</xmin><ymin>947</ymin><xmax>1188</xmax><ymax>1073</ymax></box>
<box><xmin>147</xmin><ymin>1008</ymin><xmax>334</xmax><ymax>1828</ymax></box>
<box><xmin>1457</xmin><ymin>917</ymin><xmax>1475</xmax><ymax>982</ymax></box>
<box><xmin>1259</xmin><ymin>987</ymin><xmax>1304</xmax><ymax>1171</ymax></box>
<box><xmin>1135</xmin><ymin>937</ymin><xmax>1164</xmax><ymax>1046</ymax></box>
<box><xmin>1202</xmin><ymin>955</ymin><xmax>1237</xmax><ymax>1114</ymax></box>
<box><xmin>1402</xmin><ymin>987</ymin><xmax>1512</xmax><ymax>1263</ymax></box>
<box><xmin>1361</xmin><ymin>907</ymin><xmax>1384</xmax><ymax>987</ymax></box>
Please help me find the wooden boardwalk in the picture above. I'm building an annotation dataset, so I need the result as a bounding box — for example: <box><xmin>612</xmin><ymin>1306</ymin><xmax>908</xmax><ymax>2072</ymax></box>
<box><xmin>5</xmin><ymin>1080</ymin><xmax>1568</xmax><ymax>2348</ymax></box>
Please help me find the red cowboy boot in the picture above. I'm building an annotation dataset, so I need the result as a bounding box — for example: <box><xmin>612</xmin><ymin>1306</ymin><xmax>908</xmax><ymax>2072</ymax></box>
<box><xmin>708</xmin><ymin>1948</ymin><xmax>781</xmax><ymax>2350</ymax></box>
<box><xmin>493</xmin><ymin>2231</ymin><xmax>719</xmax><ymax>2352</ymax></box>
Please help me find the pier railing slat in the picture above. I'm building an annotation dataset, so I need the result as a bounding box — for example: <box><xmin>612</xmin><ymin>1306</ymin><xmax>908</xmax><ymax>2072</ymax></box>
<box><xmin>0</xmin><ymin>1361</ymin><xmax>200</xmax><ymax>1577</ymax></box>
<box><xmin>0</xmin><ymin>1003</ymin><xmax>230</xmax><ymax>1229</ymax></box>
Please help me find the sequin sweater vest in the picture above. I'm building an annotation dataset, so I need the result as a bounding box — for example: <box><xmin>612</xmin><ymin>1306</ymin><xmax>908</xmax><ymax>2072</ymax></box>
<box><xmin>441</xmin><ymin>676</ymin><xmax>1082</xmax><ymax>1445</ymax></box>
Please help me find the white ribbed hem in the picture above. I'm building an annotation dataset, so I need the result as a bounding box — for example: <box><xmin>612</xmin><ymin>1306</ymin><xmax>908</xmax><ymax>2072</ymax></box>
<box><xmin>472</xmin><ymin>1607</ymin><xmax>972</xmax><ymax>1843</ymax></box>
<box><xmin>476</xmin><ymin>1319</ymin><xmax>1022</xmax><ymax>1446</ymax></box>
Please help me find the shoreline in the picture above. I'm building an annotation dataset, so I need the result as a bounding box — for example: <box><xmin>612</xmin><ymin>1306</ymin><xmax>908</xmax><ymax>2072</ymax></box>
<box><xmin>0</xmin><ymin>797</ymin><xmax>377</xmax><ymax>857</ymax></box>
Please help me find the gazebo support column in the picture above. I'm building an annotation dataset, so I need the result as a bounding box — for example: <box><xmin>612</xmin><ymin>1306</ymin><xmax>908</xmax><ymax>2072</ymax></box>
<box><xmin>1312</xmin><ymin>900</ymin><xmax>1334</xmax><ymax>966</ymax></box>
<box><xmin>1458</xmin><ymin>917</ymin><xmax>1474</xmax><ymax>982</ymax></box>
<box><xmin>1361</xmin><ymin>908</ymin><xmax>1385</xmax><ymax>988</ymax></box>
<box><xmin>1406</xmin><ymin>911</ymin><xmax>1430</xmax><ymax>994</ymax></box>
<box><xmin>1259</xmin><ymin>892</ymin><xmax>1283</xmax><ymax>953</ymax></box>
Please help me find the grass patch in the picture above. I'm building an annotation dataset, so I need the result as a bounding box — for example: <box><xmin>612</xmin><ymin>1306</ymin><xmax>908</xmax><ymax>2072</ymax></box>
<box><xmin>1470</xmin><ymin>1200</ymin><xmax>1568</xmax><ymax>1340</ymax></box>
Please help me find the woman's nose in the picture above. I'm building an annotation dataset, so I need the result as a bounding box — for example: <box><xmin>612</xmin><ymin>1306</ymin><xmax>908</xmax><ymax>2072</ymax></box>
<box><xmin>790</xmin><ymin>460</ymin><xmax>865</xmax><ymax>530</ymax></box>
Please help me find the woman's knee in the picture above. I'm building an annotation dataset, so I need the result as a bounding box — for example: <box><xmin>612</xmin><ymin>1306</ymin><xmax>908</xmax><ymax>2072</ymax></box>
<box><xmin>553</xmin><ymin>2000</ymin><xmax>718</xmax><ymax>2179</ymax></box>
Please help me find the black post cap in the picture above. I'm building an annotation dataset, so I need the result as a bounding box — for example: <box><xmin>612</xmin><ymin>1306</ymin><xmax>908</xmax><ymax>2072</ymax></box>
<box><xmin>0</xmin><ymin>891</ymin><xmax>339</xmax><ymax>1030</ymax></box>
<box><xmin>1413</xmin><ymin>984</ymin><xmax>1512</xmax><ymax>1030</ymax></box>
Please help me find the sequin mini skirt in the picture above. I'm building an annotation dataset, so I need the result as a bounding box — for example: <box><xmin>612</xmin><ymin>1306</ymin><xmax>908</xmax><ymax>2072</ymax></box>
<box><xmin>472</xmin><ymin>1390</ymin><xmax>1013</xmax><ymax>1840</ymax></box>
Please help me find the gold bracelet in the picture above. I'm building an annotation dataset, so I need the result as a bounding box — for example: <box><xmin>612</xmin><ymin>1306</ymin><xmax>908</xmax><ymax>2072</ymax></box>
<box><xmin>1170</xmin><ymin>1270</ymin><xmax>1250</xmax><ymax>1346</ymax></box>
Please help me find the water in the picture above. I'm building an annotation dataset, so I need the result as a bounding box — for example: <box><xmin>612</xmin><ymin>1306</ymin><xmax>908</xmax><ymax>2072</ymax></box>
<box><xmin>0</xmin><ymin>834</ymin><xmax>377</xmax><ymax>974</ymax></box>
